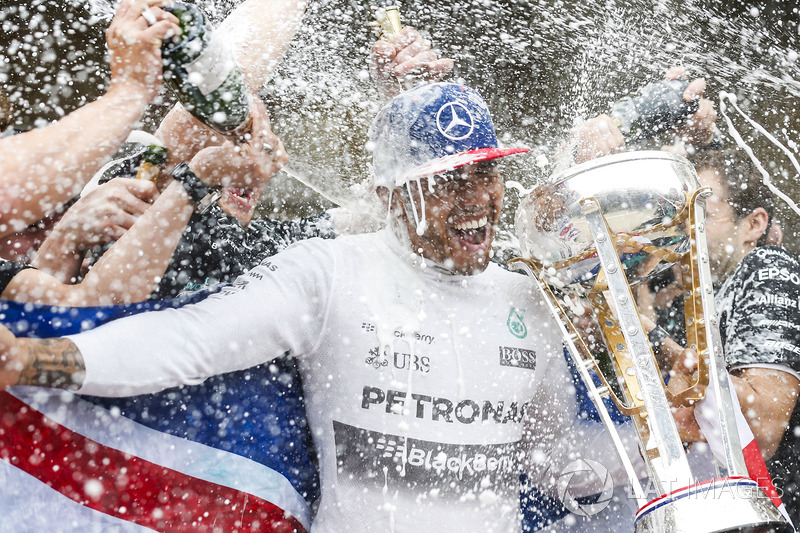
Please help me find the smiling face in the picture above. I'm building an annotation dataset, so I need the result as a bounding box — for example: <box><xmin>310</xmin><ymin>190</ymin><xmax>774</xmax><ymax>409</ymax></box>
<box><xmin>390</xmin><ymin>161</ymin><xmax>503</xmax><ymax>275</ymax></box>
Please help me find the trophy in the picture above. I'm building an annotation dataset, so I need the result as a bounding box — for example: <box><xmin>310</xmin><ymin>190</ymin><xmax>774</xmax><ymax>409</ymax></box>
<box><xmin>511</xmin><ymin>151</ymin><xmax>791</xmax><ymax>532</ymax></box>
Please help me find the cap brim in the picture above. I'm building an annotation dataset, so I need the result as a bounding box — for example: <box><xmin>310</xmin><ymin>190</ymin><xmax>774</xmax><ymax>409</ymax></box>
<box><xmin>398</xmin><ymin>147</ymin><xmax>530</xmax><ymax>186</ymax></box>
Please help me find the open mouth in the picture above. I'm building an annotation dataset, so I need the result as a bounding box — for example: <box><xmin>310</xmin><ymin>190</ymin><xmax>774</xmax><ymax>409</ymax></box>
<box><xmin>224</xmin><ymin>187</ymin><xmax>257</xmax><ymax>210</ymax></box>
<box><xmin>450</xmin><ymin>215</ymin><xmax>490</xmax><ymax>246</ymax></box>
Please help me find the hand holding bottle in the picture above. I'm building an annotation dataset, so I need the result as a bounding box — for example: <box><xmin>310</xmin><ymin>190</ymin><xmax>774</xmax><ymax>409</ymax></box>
<box><xmin>665</xmin><ymin>67</ymin><xmax>719</xmax><ymax>151</ymax></box>
<box><xmin>106</xmin><ymin>0</ymin><xmax>180</xmax><ymax>103</ymax></box>
<box><xmin>52</xmin><ymin>179</ymin><xmax>158</xmax><ymax>251</ymax></box>
<box><xmin>186</xmin><ymin>100</ymin><xmax>287</xmax><ymax>190</ymax></box>
<box><xmin>370</xmin><ymin>27</ymin><xmax>455</xmax><ymax>102</ymax></box>
<box><xmin>570</xmin><ymin>68</ymin><xmax>715</xmax><ymax>164</ymax></box>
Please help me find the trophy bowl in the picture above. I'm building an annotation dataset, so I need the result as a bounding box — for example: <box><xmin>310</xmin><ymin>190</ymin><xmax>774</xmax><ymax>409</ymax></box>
<box><xmin>515</xmin><ymin>150</ymin><xmax>698</xmax><ymax>289</ymax></box>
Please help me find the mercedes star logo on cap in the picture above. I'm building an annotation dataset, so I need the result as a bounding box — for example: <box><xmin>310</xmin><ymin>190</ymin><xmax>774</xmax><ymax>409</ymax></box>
<box><xmin>436</xmin><ymin>102</ymin><xmax>475</xmax><ymax>141</ymax></box>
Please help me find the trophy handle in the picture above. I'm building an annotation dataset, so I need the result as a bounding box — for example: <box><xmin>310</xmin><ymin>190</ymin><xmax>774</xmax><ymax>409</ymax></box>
<box><xmin>686</xmin><ymin>188</ymin><xmax>749</xmax><ymax>477</ymax></box>
<box><xmin>512</xmin><ymin>262</ymin><xmax>643</xmax><ymax>416</ymax></box>
<box><xmin>580</xmin><ymin>198</ymin><xmax>695</xmax><ymax>492</ymax></box>
<box><xmin>508</xmin><ymin>257</ymin><xmax>648</xmax><ymax>506</ymax></box>
<box><xmin>579</xmin><ymin>190</ymin><xmax>708</xmax><ymax>409</ymax></box>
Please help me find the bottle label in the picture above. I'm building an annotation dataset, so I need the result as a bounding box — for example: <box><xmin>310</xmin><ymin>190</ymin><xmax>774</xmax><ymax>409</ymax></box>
<box><xmin>185</xmin><ymin>32</ymin><xmax>236</xmax><ymax>96</ymax></box>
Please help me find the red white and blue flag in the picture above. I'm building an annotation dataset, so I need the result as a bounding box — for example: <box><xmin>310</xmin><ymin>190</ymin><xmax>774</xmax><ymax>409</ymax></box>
<box><xmin>694</xmin><ymin>372</ymin><xmax>794</xmax><ymax>528</ymax></box>
<box><xmin>0</xmin><ymin>297</ymin><xmax>318</xmax><ymax>532</ymax></box>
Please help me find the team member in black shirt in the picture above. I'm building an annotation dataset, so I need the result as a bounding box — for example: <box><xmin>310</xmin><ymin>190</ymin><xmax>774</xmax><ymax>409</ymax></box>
<box><xmin>570</xmin><ymin>90</ymin><xmax>800</xmax><ymax>524</ymax></box>
<box><xmin>661</xmin><ymin>150</ymin><xmax>800</xmax><ymax>524</ymax></box>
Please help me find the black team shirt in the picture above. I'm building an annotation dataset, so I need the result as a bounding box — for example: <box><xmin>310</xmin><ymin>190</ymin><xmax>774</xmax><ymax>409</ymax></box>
<box><xmin>656</xmin><ymin>245</ymin><xmax>800</xmax><ymax>523</ymax></box>
<box><xmin>149</xmin><ymin>203</ymin><xmax>335</xmax><ymax>300</ymax></box>
<box><xmin>715</xmin><ymin>246</ymin><xmax>800</xmax><ymax>524</ymax></box>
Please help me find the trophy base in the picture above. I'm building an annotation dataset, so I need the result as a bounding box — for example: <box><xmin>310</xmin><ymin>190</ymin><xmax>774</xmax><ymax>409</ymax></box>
<box><xmin>634</xmin><ymin>478</ymin><xmax>792</xmax><ymax>533</ymax></box>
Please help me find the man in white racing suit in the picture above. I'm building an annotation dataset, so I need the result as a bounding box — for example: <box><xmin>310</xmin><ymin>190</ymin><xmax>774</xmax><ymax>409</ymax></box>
<box><xmin>0</xmin><ymin>82</ymin><xmax>619</xmax><ymax>532</ymax></box>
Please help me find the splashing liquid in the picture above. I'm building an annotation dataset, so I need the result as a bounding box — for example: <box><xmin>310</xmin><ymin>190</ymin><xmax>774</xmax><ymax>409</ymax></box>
<box><xmin>720</xmin><ymin>92</ymin><xmax>800</xmax><ymax>218</ymax></box>
<box><xmin>382</xmin><ymin>465</ymin><xmax>397</xmax><ymax>532</ymax></box>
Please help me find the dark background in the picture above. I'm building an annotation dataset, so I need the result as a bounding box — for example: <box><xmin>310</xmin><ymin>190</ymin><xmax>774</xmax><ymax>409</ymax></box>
<box><xmin>1</xmin><ymin>0</ymin><xmax>799</xmax><ymax>251</ymax></box>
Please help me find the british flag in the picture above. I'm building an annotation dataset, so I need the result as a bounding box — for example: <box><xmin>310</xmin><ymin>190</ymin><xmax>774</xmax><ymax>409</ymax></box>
<box><xmin>0</xmin><ymin>297</ymin><xmax>318</xmax><ymax>532</ymax></box>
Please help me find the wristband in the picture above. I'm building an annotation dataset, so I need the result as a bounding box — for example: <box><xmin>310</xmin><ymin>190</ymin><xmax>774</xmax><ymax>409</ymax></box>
<box><xmin>647</xmin><ymin>326</ymin><xmax>669</xmax><ymax>351</ymax></box>
<box><xmin>171</xmin><ymin>162</ymin><xmax>221</xmax><ymax>212</ymax></box>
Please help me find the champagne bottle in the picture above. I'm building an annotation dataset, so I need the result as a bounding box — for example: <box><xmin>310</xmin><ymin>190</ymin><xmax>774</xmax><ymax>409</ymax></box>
<box><xmin>135</xmin><ymin>144</ymin><xmax>169</xmax><ymax>183</ymax></box>
<box><xmin>370</xmin><ymin>5</ymin><xmax>417</xmax><ymax>91</ymax></box>
<box><xmin>610</xmin><ymin>79</ymin><xmax>699</xmax><ymax>142</ymax></box>
<box><xmin>371</xmin><ymin>5</ymin><xmax>403</xmax><ymax>41</ymax></box>
<box><xmin>88</xmin><ymin>131</ymin><xmax>168</xmax><ymax>191</ymax></box>
<box><xmin>161</xmin><ymin>2</ymin><xmax>251</xmax><ymax>136</ymax></box>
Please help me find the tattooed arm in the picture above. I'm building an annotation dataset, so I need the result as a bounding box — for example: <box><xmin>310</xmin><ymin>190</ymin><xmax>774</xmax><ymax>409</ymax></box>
<box><xmin>0</xmin><ymin>330</ymin><xmax>85</xmax><ymax>390</ymax></box>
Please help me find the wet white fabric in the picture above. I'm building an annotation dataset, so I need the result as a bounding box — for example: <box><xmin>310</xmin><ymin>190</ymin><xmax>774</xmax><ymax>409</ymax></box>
<box><xmin>72</xmin><ymin>229</ymin><xmax>582</xmax><ymax>533</ymax></box>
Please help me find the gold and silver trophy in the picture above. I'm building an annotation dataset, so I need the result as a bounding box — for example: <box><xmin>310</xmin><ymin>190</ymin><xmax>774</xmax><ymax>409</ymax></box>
<box><xmin>512</xmin><ymin>151</ymin><xmax>791</xmax><ymax>532</ymax></box>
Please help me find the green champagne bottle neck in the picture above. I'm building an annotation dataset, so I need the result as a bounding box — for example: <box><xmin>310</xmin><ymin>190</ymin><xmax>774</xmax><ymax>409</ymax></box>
<box><xmin>142</xmin><ymin>144</ymin><xmax>169</xmax><ymax>166</ymax></box>
<box><xmin>611</xmin><ymin>79</ymin><xmax>698</xmax><ymax>143</ymax></box>
<box><xmin>135</xmin><ymin>144</ymin><xmax>168</xmax><ymax>183</ymax></box>
<box><xmin>161</xmin><ymin>2</ymin><xmax>251</xmax><ymax>135</ymax></box>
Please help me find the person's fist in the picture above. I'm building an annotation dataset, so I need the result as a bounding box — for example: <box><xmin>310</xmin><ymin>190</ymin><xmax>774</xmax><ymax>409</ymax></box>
<box><xmin>369</xmin><ymin>27</ymin><xmax>454</xmax><ymax>102</ymax></box>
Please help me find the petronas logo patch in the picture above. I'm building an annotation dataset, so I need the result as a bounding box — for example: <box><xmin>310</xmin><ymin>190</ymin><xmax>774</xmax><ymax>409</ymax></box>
<box><xmin>507</xmin><ymin>307</ymin><xmax>527</xmax><ymax>339</ymax></box>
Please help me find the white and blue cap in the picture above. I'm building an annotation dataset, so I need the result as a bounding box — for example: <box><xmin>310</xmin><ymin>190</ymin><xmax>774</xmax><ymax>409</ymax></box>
<box><xmin>369</xmin><ymin>82</ymin><xmax>529</xmax><ymax>189</ymax></box>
